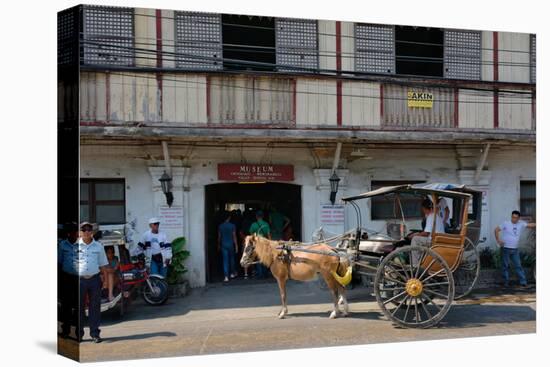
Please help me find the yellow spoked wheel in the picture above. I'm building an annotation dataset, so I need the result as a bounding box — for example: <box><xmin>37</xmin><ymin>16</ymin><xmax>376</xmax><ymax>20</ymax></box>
<box><xmin>374</xmin><ymin>245</ymin><xmax>455</xmax><ymax>328</ymax></box>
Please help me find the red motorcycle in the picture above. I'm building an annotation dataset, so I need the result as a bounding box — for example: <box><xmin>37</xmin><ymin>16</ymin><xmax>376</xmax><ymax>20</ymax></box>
<box><xmin>119</xmin><ymin>253</ymin><xmax>169</xmax><ymax>308</ymax></box>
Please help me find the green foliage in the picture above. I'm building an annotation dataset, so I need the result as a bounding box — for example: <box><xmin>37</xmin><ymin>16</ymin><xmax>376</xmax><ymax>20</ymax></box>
<box><xmin>478</xmin><ymin>246</ymin><xmax>536</xmax><ymax>269</ymax></box>
<box><xmin>167</xmin><ymin>237</ymin><xmax>190</xmax><ymax>285</ymax></box>
<box><xmin>479</xmin><ymin>247</ymin><xmax>495</xmax><ymax>269</ymax></box>
<box><xmin>520</xmin><ymin>251</ymin><xmax>536</xmax><ymax>268</ymax></box>
<box><xmin>492</xmin><ymin>247</ymin><xmax>503</xmax><ymax>269</ymax></box>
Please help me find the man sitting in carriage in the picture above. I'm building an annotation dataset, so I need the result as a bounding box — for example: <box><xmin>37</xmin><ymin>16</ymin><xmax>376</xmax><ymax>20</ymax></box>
<box><xmin>407</xmin><ymin>198</ymin><xmax>446</xmax><ymax>248</ymax></box>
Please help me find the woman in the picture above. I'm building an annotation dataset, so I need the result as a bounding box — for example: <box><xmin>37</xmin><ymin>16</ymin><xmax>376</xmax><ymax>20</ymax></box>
<box><xmin>102</xmin><ymin>246</ymin><xmax>119</xmax><ymax>301</ymax></box>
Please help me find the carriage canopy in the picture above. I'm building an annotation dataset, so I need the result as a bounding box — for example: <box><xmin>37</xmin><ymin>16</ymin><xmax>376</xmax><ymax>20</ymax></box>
<box><xmin>341</xmin><ymin>183</ymin><xmax>472</xmax><ymax>202</ymax></box>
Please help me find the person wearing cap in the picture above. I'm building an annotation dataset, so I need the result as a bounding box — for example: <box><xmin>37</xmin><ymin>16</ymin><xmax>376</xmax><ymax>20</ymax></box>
<box><xmin>57</xmin><ymin>222</ymin><xmax>79</xmax><ymax>339</ymax></box>
<box><xmin>77</xmin><ymin>222</ymin><xmax>109</xmax><ymax>343</ymax></box>
<box><xmin>138</xmin><ymin>218</ymin><xmax>172</xmax><ymax>277</ymax></box>
<box><xmin>249</xmin><ymin>210</ymin><xmax>271</xmax><ymax>279</ymax></box>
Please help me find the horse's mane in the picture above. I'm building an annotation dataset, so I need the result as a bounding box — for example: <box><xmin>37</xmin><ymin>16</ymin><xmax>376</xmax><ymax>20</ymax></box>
<box><xmin>254</xmin><ymin>235</ymin><xmax>278</xmax><ymax>267</ymax></box>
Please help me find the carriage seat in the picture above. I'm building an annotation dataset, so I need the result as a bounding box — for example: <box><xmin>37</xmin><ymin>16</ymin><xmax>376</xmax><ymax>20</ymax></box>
<box><xmin>427</xmin><ymin>233</ymin><xmax>465</xmax><ymax>272</ymax></box>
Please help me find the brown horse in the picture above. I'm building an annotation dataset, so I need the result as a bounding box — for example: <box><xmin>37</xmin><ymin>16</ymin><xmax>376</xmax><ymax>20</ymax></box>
<box><xmin>240</xmin><ymin>234</ymin><xmax>351</xmax><ymax>319</ymax></box>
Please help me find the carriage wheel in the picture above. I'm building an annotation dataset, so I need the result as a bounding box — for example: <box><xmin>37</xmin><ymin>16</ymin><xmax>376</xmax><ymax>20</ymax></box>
<box><xmin>453</xmin><ymin>238</ymin><xmax>481</xmax><ymax>300</ymax></box>
<box><xmin>374</xmin><ymin>245</ymin><xmax>455</xmax><ymax>328</ymax></box>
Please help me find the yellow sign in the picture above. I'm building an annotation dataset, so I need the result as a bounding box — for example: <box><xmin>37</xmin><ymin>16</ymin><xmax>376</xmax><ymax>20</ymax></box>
<box><xmin>407</xmin><ymin>91</ymin><xmax>434</xmax><ymax>108</ymax></box>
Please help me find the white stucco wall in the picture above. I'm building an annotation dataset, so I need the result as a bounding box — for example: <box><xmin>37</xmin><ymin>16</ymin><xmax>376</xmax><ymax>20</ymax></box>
<box><xmin>81</xmin><ymin>143</ymin><xmax>535</xmax><ymax>287</ymax></box>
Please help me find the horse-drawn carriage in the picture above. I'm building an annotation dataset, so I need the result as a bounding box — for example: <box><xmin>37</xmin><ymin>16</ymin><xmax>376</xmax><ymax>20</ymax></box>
<box><xmin>240</xmin><ymin>183</ymin><xmax>482</xmax><ymax>328</ymax></box>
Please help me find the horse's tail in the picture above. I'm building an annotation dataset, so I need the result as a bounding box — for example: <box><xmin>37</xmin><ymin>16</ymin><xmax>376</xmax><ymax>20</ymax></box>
<box><xmin>332</xmin><ymin>257</ymin><xmax>352</xmax><ymax>287</ymax></box>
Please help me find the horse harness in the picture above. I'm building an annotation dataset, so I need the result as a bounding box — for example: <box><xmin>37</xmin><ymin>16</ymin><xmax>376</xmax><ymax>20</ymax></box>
<box><xmin>276</xmin><ymin>241</ymin><xmax>321</xmax><ymax>268</ymax></box>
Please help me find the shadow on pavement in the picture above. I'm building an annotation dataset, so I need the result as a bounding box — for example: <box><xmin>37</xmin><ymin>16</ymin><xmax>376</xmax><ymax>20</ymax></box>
<box><xmin>101</xmin><ymin>279</ymin><xmax>369</xmax><ymax>324</ymax></box>
<box><xmin>436</xmin><ymin>304</ymin><xmax>536</xmax><ymax>329</ymax></box>
<box><xmin>102</xmin><ymin>331</ymin><xmax>177</xmax><ymax>343</ymax></box>
<box><xmin>100</xmin><ymin>279</ymin><xmax>536</xmax><ymax>329</ymax></box>
<box><xmin>288</xmin><ymin>311</ymin><xmax>384</xmax><ymax>321</ymax></box>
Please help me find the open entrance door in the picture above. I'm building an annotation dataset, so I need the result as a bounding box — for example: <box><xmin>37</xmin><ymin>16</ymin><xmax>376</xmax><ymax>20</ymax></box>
<box><xmin>204</xmin><ymin>182</ymin><xmax>301</xmax><ymax>283</ymax></box>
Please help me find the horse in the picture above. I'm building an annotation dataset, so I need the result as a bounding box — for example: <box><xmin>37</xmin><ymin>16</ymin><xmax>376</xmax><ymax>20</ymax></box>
<box><xmin>240</xmin><ymin>234</ymin><xmax>352</xmax><ymax>319</ymax></box>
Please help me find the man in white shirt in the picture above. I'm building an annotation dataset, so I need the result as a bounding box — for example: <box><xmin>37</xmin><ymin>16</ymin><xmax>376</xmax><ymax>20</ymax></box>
<box><xmin>495</xmin><ymin>210</ymin><xmax>536</xmax><ymax>288</ymax></box>
<box><xmin>408</xmin><ymin>198</ymin><xmax>445</xmax><ymax>248</ymax></box>
<box><xmin>138</xmin><ymin>218</ymin><xmax>172</xmax><ymax>278</ymax></box>
<box><xmin>78</xmin><ymin>222</ymin><xmax>109</xmax><ymax>343</ymax></box>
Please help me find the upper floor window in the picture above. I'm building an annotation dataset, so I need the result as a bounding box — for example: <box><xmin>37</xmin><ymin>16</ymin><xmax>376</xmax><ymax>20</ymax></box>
<box><xmin>395</xmin><ymin>26</ymin><xmax>444</xmax><ymax>77</ymax></box>
<box><xmin>175</xmin><ymin>11</ymin><xmax>223</xmax><ymax>70</ymax></box>
<box><xmin>222</xmin><ymin>14</ymin><xmax>276</xmax><ymax>71</ymax></box>
<box><xmin>276</xmin><ymin>18</ymin><xmax>319</xmax><ymax>72</ymax></box>
<box><xmin>355</xmin><ymin>23</ymin><xmax>395</xmax><ymax>74</ymax></box>
<box><xmin>444</xmin><ymin>30</ymin><xmax>481</xmax><ymax>80</ymax></box>
<box><xmin>58</xmin><ymin>7</ymin><xmax>79</xmax><ymax>66</ymax></box>
<box><xmin>82</xmin><ymin>5</ymin><xmax>134</xmax><ymax>66</ymax></box>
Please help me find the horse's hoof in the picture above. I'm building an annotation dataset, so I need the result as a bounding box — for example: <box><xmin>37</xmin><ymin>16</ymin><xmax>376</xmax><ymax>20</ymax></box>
<box><xmin>278</xmin><ymin>314</ymin><xmax>286</xmax><ymax>319</ymax></box>
<box><xmin>341</xmin><ymin>312</ymin><xmax>349</xmax><ymax>317</ymax></box>
<box><xmin>329</xmin><ymin>311</ymin><xmax>338</xmax><ymax>319</ymax></box>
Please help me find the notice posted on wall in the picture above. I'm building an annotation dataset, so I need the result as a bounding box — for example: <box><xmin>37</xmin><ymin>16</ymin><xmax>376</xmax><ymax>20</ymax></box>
<box><xmin>158</xmin><ymin>205</ymin><xmax>184</xmax><ymax>229</ymax></box>
<box><xmin>320</xmin><ymin>204</ymin><xmax>345</xmax><ymax>225</ymax></box>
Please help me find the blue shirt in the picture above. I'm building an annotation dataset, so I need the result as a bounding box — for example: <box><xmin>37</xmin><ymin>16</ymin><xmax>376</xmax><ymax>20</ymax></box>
<box><xmin>218</xmin><ymin>221</ymin><xmax>236</xmax><ymax>247</ymax></box>
<box><xmin>58</xmin><ymin>239</ymin><xmax>79</xmax><ymax>275</ymax></box>
<box><xmin>76</xmin><ymin>238</ymin><xmax>109</xmax><ymax>276</ymax></box>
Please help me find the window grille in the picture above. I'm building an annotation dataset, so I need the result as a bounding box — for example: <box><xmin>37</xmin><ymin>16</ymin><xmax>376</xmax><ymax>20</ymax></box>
<box><xmin>355</xmin><ymin>23</ymin><xmax>395</xmax><ymax>74</ymax></box>
<box><xmin>276</xmin><ymin>18</ymin><xmax>319</xmax><ymax>72</ymax></box>
<box><xmin>82</xmin><ymin>5</ymin><xmax>134</xmax><ymax>66</ymax></box>
<box><xmin>175</xmin><ymin>11</ymin><xmax>223</xmax><ymax>70</ymax></box>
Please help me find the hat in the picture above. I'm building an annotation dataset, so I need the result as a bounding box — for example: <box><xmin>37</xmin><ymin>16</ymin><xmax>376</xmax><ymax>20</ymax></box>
<box><xmin>80</xmin><ymin>221</ymin><xmax>93</xmax><ymax>229</ymax></box>
<box><xmin>149</xmin><ymin>217</ymin><xmax>160</xmax><ymax>224</ymax></box>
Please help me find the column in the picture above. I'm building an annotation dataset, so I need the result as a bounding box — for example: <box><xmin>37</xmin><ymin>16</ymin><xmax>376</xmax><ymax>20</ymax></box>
<box><xmin>313</xmin><ymin>169</ymin><xmax>350</xmax><ymax>240</ymax></box>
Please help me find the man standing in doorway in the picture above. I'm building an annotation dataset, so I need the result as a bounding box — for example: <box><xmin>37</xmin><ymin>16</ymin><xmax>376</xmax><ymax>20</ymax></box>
<box><xmin>495</xmin><ymin>210</ymin><xmax>536</xmax><ymax>288</ymax></box>
<box><xmin>139</xmin><ymin>218</ymin><xmax>172</xmax><ymax>278</ymax></box>
<box><xmin>249</xmin><ymin>210</ymin><xmax>271</xmax><ymax>279</ymax></box>
<box><xmin>77</xmin><ymin>222</ymin><xmax>108</xmax><ymax>343</ymax></box>
<box><xmin>270</xmin><ymin>206</ymin><xmax>290</xmax><ymax>241</ymax></box>
<box><xmin>218</xmin><ymin>211</ymin><xmax>238</xmax><ymax>282</ymax></box>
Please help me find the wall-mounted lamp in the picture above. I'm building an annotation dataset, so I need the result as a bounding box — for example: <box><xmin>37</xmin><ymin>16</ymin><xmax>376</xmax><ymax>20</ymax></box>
<box><xmin>329</xmin><ymin>171</ymin><xmax>340</xmax><ymax>205</ymax></box>
<box><xmin>159</xmin><ymin>171</ymin><xmax>174</xmax><ymax>207</ymax></box>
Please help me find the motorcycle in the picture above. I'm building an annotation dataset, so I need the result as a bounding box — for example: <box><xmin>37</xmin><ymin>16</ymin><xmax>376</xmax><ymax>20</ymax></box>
<box><xmin>119</xmin><ymin>253</ymin><xmax>169</xmax><ymax>307</ymax></box>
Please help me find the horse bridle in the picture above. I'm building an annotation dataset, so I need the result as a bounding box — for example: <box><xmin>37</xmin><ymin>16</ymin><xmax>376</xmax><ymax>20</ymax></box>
<box><xmin>243</xmin><ymin>240</ymin><xmax>260</xmax><ymax>265</ymax></box>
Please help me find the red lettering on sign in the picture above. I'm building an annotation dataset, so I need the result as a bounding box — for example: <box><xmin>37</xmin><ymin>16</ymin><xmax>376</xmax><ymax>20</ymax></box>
<box><xmin>218</xmin><ymin>164</ymin><xmax>294</xmax><ymax>182</ymax></box>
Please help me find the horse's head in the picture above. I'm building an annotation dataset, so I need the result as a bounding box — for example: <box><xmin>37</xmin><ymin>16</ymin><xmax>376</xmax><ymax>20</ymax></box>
<box><xmin>240</xmin><ymin>234</ymin><xmax>259</xmax><ymax>267</ymax></box>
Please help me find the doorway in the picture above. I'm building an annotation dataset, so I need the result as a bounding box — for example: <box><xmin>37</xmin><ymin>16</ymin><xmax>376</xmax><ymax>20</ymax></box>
<box><xmin>204</xmin><ymin>182</ymin><xmax>302</xmax><ymax>283</ymax></box>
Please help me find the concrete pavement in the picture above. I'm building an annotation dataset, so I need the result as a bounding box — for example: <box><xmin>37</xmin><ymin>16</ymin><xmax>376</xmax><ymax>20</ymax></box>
<box><xmin>60</xmin><ymin>279</ymin><xmax>536</xmax><ymax>362</ymax></box>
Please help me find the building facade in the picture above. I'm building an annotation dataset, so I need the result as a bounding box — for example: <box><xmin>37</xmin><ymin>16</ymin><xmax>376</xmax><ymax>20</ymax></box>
<box><xmin>59</xmin><ymin>5</ymin><xmax>536</xmax><ymax>287</ymax></box>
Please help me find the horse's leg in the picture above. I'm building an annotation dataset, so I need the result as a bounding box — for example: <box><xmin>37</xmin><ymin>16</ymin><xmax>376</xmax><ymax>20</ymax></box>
<box><xmin>321</xmin><ymin>272</ymin><xmax>340</xmax><ymax>319</ymax></box>
<box><xmin>337</xmin><ymin>285</ymin><xmax>349</xmax><ymax>316</ymax></box>
<box><xmin>275</xmin><ymin>276</ymin><xmax>288</xmax><ymax>319</ymax></box>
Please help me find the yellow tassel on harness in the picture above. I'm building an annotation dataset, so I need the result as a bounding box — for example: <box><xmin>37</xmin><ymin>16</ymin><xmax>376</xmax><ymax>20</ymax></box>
<box><xmin>331</xmin><ymin>264</ymin><xmax>352</xmax><ymax>286</ymax></box>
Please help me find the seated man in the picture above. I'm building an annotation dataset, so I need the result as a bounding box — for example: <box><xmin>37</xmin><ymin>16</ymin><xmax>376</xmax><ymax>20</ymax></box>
<box><xmin>407</xmin><ymin>198</ymin><xmax>445</xmax><ymax>248</ymax></box>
